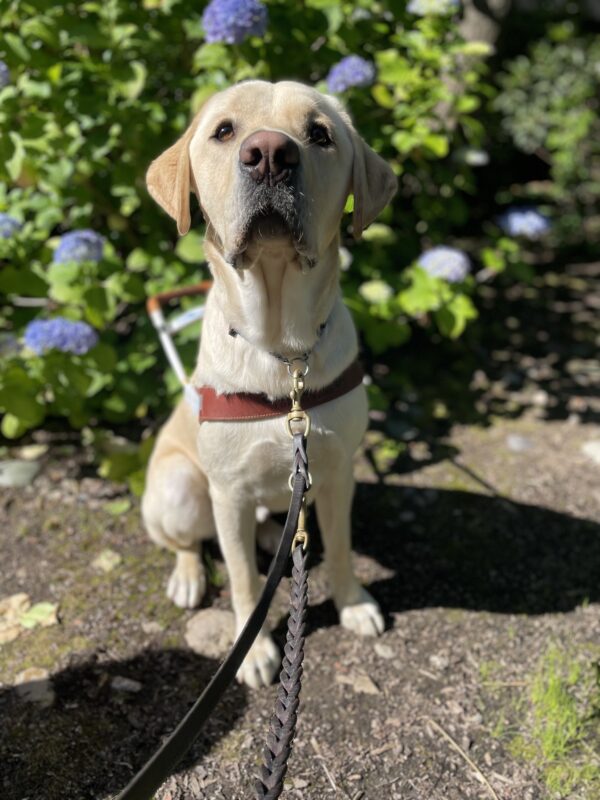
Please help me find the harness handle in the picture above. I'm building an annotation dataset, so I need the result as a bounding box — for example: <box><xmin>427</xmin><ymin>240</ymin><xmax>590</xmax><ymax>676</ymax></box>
<box><xmin>146</xmin><ymin>280</ymin><xmax>213</xmax><ymax>314</ymax></box>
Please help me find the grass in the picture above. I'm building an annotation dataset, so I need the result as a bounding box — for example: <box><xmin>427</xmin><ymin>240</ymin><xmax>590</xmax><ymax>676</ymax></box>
<box><xmin>510</xmin><ymin>645</ymin><xmax>600</xmax><ymax>797</ymax></box>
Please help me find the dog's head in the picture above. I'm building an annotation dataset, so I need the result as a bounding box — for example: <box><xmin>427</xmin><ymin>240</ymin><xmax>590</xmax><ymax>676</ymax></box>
<box><xmin>147</xmin><ymin>80</ymin><xmax>397</xmax><ymax>267</ymax></box>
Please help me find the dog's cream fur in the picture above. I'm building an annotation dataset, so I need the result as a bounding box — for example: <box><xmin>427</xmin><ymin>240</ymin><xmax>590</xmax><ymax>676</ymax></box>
<box><xmin>142</xmin><ymin>81</ymin><xmax>397</xmax><ymax>688</ymax></box>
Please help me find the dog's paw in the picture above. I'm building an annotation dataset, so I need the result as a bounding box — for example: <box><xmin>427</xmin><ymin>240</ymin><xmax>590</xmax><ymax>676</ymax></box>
<box><xmin>167</xmin><ymin>554</ymin><xmax>206</xmax><ymax>609</ymax></box>
<box><xmin>339</xmin><ymin>588</ymin><xmax>385</xmax><ymax>637</ymax></box>
<box><xmin>236</xmin><ymin>634</ymin><xmax>280</xmax><ymax>689</ymax></box>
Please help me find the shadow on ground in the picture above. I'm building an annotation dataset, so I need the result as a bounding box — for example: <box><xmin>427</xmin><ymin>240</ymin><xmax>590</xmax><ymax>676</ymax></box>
<box><xmin>0</xmin><ymin>648</ymin><xmax>247</xmax><ymax>800</ymax></box>
<box><xmin>306</xmin><ymin>482</ymin><xmax>600</xmax><ymax>636</ymax></box>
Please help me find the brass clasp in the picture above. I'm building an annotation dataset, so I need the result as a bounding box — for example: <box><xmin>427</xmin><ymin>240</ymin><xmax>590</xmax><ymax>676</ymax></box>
<box><xmin>285</xmin><ymin>365</ymin><xmax>311</xmax><ymax>438</ymax></box>
<box><xmin>291</xmin><ymin>497</ymin><xmax>309</xmax><ymax>552</ymax></box>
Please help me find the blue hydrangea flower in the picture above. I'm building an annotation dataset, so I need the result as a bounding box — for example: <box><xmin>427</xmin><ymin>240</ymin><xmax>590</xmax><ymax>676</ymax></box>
<box><xmin>326</xmin><ymin>56</ymin><xmax>376</xmax><ymax>93</ymax></box>
<box><xmin>202</xmin><ymin>0</ymin><xmax>268</xmax><ymax>44</ymax></box>
<box><xmin>418</xmin><ymin>246</ymin><xmax>471</xmax><ymax>283</ymax></box>
<box><xmin>24</xmin><ymin>318</ymin><xmax>99</xmax><ymax>356</ymax></box>
<box><xmin>407</xmin><ymin>0</ymin><xmax>460</xmax><ymax>15</ymax></box>
<box><xmin>497</xmin><ymin>206</ymin><xmax>551</xmax><ymax>239</ymax></box>
<box><xmin>0</xmin><ymin>60</ymin><xmax>10</xmax><ymax>90</ymax></box>
<box><xmin>0</xmin><ymin>212</ymin><xmax>21</xmax><ymax>239</ymax></box>
<box><xmin>53</xmin><ymin>229</ymin><xmax>104</xmax><ymax>264</ymax></box>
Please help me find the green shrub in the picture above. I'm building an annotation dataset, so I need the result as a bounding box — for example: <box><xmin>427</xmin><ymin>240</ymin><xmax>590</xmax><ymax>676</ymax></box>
<box><xmin>0</xmin><ymin>0</ymin><xmax>510</xmax><ymax>454</ymax></box>
<box><xmin>495</xmin><ymin>22</ymin><xmax>600</xmax><ymax>236</ymax></box>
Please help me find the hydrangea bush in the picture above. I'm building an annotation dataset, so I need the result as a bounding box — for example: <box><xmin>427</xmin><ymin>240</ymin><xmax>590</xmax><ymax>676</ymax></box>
<box><xmin>0</xmin><ymin>0</ymin><xmax>528</xmax><ymax>471</ymax></box>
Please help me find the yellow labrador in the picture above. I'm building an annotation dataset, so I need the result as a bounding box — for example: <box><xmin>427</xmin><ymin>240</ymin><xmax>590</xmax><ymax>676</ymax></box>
<box><xmin>142</xmin><ymin>80</ymin><xmax>397</xmax><ymax>688</ymax></box>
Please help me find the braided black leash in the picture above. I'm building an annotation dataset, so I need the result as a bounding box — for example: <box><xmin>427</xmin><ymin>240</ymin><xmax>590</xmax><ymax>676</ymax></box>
<box><xmin>256</xmin><ymin>541</ymin><xmax>308</xmax><ymax>799</ymax></box>
<box><xmin>116</xmin><ymin>386</ymin><xmax>312</xmax><ymax>800</ymax></box>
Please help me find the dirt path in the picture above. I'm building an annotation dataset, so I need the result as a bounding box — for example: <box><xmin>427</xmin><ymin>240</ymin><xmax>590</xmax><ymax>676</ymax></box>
<box><xmin>2</xmin><ymin>258</ymin><xmax>600</xmax><ymax>799</ymax></box>
<box><xmin>1</xmin><ymin>411</ymin><xmax>599</xmax><ymax>800</ymax></box>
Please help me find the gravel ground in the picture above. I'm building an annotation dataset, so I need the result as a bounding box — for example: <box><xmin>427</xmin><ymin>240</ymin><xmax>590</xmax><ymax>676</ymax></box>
<box><xmin>1</xmin><ymin>413</ymin><xmax>599</xmax><ymax>800</ymax></box>
<box><xmin>1</xmin><ymin>259</ymin><xmax>600</xmax><ymax>800</ymax></box>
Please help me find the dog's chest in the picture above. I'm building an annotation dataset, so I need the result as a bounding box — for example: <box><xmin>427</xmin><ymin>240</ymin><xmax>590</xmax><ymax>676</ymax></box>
<box><xmin>196</xmin><ymin>386</ymin><xmax>368</xmax><ymax>509</ymax></box>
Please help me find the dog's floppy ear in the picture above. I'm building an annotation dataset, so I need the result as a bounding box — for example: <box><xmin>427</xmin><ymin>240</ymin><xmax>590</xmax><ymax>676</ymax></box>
<box><xmin>146</xmin><ymin>116</ymin><xmax>200</xmax><ymax>236</ymax></box>
<box><xmin>350</xmin><ymin>131</ymin><xmax>398</xmax><ymax>240</ymax></box>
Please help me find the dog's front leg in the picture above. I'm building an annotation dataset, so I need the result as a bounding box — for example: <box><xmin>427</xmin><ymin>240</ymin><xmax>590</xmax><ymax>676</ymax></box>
<box><xmin>210</xmin><ymin>489</ymin><xmax>280</xmax><ymax>688</ymax></box>
<box><xmin>316</xmin><ymin>466</ymin><xmax>385</xmax><ymax>637</ymax></box>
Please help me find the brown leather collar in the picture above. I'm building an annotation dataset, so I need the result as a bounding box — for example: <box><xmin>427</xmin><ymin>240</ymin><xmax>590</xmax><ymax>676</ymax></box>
<box><xmin>197</xmin><ymin>359</ymin><xmax>364</xmax><ymax>422</ymax></box>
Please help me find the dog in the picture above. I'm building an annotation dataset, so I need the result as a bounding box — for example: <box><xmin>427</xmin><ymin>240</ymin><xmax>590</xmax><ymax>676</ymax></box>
<box><xmin>142</xmin><ymin>80</ymin><xmax>397</xmax><ymax>688</ymax></box>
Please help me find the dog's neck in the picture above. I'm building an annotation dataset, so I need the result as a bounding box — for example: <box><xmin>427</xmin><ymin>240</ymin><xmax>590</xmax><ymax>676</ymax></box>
<box><xmin>194</xmin><ymin>235</ymin><xmax>359</xmax><ymax>398</ymax></box>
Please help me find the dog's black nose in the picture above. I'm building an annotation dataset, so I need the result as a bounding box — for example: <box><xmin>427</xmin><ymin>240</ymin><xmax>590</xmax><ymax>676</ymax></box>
<box><xmin>239</xmin><ymin>130</ymin><xmax>300</xmax><ymax>185</ymax></box>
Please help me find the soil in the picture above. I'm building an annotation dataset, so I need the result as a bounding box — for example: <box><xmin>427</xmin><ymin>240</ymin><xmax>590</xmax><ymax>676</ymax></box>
<box><xmin>1</xmin><ymin>258</ymin><xmax>600</xmax><ymax>800</ymax></box>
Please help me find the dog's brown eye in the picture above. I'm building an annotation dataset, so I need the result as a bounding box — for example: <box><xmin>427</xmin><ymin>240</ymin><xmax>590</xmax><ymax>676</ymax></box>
<box><xmin>308</xmin><ymin>123</ymin><xmax>332</xmax><ymax>148</ymax></box>
<box><xmin>214</xmin><ymin>122</ymin><xmax>235</xmax><ymax>142</ymax></box>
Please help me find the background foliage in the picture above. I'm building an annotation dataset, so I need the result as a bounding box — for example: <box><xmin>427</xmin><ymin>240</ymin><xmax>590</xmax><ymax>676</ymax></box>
<box><xmin>0</xmin><ymin>0</ymin><xmax>598</xmax><ymax>487</ymax></box>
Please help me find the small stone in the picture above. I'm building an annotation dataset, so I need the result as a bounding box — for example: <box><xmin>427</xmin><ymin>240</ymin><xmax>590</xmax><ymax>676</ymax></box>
<box><xmin>374</xmin><ymin>642</ymin><xmax>395</xmax><ymax>660</ymax></box>
<box><xmin>506</xmin><ymin>434</ymin><xmax>533</xmax><ymax>452</ymax></box>
<box><xmin>336</xmin><ymin>672</ymin><xmax>381</xmax><ymax>695</ymax></box>
<box><xmin>531</xmin><ymin>389</ymin><xmax>549</xmax><ymax>407</ymax></box>
<box><xmin>185</xmin><ymin>608</ymin><xmax>235</xmax><ymax>659</ymax></box>
<box><xmin>111</xmin><ymin>676</ymin><xmax>143</xmax><ymax>693</ymax></box>
<box><xmin>429</xmin><ymin>654</ymin><xmax>449</xmax><ymax>671</ymax></box>
<box><xmin>14</xmin><ymin>667</ymin><xmax>55</xmax><ymax>707</ymax></box>
<box><xmin>16</xmin><ymin>444</ymin><xmax>48</xmax><ymax>461</ymax></box>
<box><xmin>92</xmin><ymin>549</ymin><xmax>122</xmax><ymax>573</ymax></box>
<box><xmin>142</xmin><ymin>620</ymin><xmax>164</xmax><ymax>635</ymax></box>
<box><xmin>581</xmin><ymin>441</ymin><xmax>600</xmax><ymax>465</ymax></box>
<box><xmin>0</xmin><ymin>460</ymin><xmax>41</xmax><ymax>488</ymax></box>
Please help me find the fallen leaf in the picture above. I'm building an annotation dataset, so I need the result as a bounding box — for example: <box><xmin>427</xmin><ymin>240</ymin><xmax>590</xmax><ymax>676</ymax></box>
<box><xmin>0</xmin><ymin>592</ymin><xmax>31</xmax><ymax>622</ymax></box>
<box><xmin>336</xmin><ymin>671</ymin><xmax>381</xmax><ymax>695</ymax></box>
<box><xmin>19</xmin><ymin>602</ymin><xmax>59</xmax><ymax>629</ymax></box>
<box><xmin>92</xmin><ymin>548</ymin><xmax>123</xmax><ymax>573</ymax></box>
<box><xmin>104</xmin><ymin>499</ymin><xmax>132</xmax><ymax>516</ymax></box>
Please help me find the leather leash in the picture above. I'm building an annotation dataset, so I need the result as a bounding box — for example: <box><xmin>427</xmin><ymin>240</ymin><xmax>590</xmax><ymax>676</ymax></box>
<box><xmin>116</xmin><ymin>366</ymin><xmax>312</xmax><ymax>800</ymax></box>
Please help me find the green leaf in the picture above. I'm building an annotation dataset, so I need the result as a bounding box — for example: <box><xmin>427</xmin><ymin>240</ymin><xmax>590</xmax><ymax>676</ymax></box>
<box><xmin>361</xmin><ymin>224</ymin><xmax>396</xmax><ymax>245</ymax></box>
<box><xmin>104</xmin><ymin>499</ymin><xmax>131</xmax><ymax>516</ymax></box>
<box><xmin>175</xmin><ymin>230</ymin><xmax>204</xmax><ymax>263</ymax></box>
<box><xmin>1</xmin><ymin>413</ymin><xmax>30</xmax><ymax>439</ymax></box>
<box><xmin>397</xmin><ymin>268</ymin><xmax>442</xmax><ymax>315</ymax></box>
<box><xmin>126</xmin><ymin>248</ymin><xmax>150</xmax><ymax>272</ymax></box>
<box><xmin>6</xmin><ymin>133</ymin><xmax>25</xmax><ymax>180</ymax></box>
<box><xmin>19</xmin><ymin>602</ymin><xmax>58</xmax><ymax>629</ymax></box>
<box><xmin>423</xmin><ymin>133</ymin><xmax>449</xmax><ymax>158</ymax></box>
<box><xmin>371</xmin><ymin>84</ymin><xmax>396</xmax><ymax>110</ymax></box>
<box><xmin>435</xmin><ymin>294</ymin><xmax>478</xmax><ymax>338</ymax></box>
<box><xmin>481</xmin><ymin>247</ymin><xmax>506</xmax><ymax>272</ymax></box>
<box><xmin>5</xmin><ymin>33</ymin><xmax>30</xmax><ymax>62</ymax></box>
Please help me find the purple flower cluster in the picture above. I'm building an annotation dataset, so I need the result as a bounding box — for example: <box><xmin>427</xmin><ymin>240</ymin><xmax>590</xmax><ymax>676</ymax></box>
<box><xmin>407</xmin><ymin>0</ymin><xmax>460</xmax><ymax>15</ymax></box>
<box><xmin>497</xmin><ymin>206</ymin><xmax>550</xmax><ymax>239</ymax></box>
<box><xmin>53</xmin><ymin>229</ymin><xmax>104</xmax><ymax>264</ymax></box>
<box><xmin>418</xmin><ymin>246</ymin><xmax>471</xmax><ymax>283</ymax></box>
<box><xmin>202</xmin><ymin>0</ymin><xmax>268</xmax><ymax>44</ymax></box>
<box><xmin>326</xmin><ymin>56</ymin><xmax>376</xmax><ymax>93</ymax></box>
<box><xmin>0</xmin><ymin>60</ymin><xmax>10</xmax><ymax>90</ymax></box>
<box><xmin>0</xmin><ymin>212</ymin><xmax>21</xmax><ymax>239</ymax></box>
<box><xmin>24</xmin><ymin>318</ymin><xmax>99</xmax><ymax>356</ymax></box>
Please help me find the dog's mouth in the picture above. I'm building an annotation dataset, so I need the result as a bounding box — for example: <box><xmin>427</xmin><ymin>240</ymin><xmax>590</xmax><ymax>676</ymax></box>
<box><xmin>224</xmin><ymin>182</ymin><xmax>314</xmax><ymax>268</ymax></box>
<box><xmin>246</xmin><ymin>208</ymin><xmax>293</xmax><ymax>242</ymax></box>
